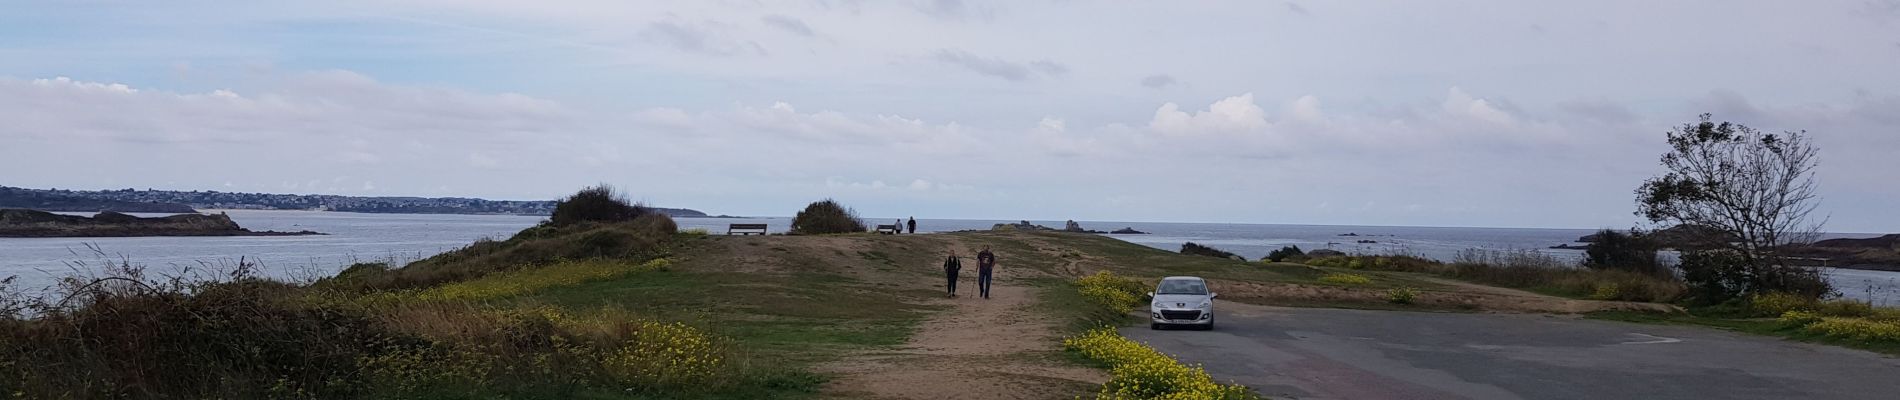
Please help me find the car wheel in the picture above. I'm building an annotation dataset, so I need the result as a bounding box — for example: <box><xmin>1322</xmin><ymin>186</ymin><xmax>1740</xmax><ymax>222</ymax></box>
<box><xmin>1150</xmin><ymin>323</ymin><xmax>1162</xmax><ymax>330</ymax></box>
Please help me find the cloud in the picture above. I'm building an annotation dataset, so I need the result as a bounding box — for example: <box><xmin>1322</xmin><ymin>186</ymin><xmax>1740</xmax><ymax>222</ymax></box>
<box><xmin>1140</xmin><ymin>74</ymin><xmax>1178</xmax><ymax>88</ymax></box>
<box><xmin>916</xmin><ymin>0</ymin><xmax>993</xmax><ymax>21</ymax></box>
<box><xmin>1285</xmin><ymin>2</ymin><xmax>1310</xmax><ymax>15</ymax></box>
<box><xmin>1029</xmin><ymin>60</ymin><xmax>1069</xmax><ymax>76</ymax></box>
<box><xmin>1442</xmin><ymin>87</ymin><xmax>1515</xmax><ymax>125</ymax></box>
<box><xmin>933</xmin><ymin>49</ymin><xmax>1027</xmax><ymax>81</ymax></box>
<box><xmin>761</xmin><ymin>14</ymin><xmax>815</xmax><ymax>37</ymax></box>
<box><xmin>641</xmin><ymin>19</ymin><xmax>763</xmax><ymax>55</ymax></box>
<box><xmin>932</xmin><ymin>49</ymin><xmax>1065</xmax><ymax>81</ymax></box>
<box><xmin>1150</xmin><ymin>93</ymin><xmax>1270</xmax><ymax>135</ymax></box>
<box><xmin>0</xmin><ymin>72</ymin><xmax>569</xmax><ymax>145</ymax></box>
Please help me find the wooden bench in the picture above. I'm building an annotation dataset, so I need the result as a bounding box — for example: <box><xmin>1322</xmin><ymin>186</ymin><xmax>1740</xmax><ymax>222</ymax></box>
<box><xmin>874</xmin><ymin>224</ymin><xmax>899</xmax><ymax>234</ymax></box>
<box><xmin>727</xmin><ymin>223</ymin><xmax>769</xmax><ymax>235</ymax></box>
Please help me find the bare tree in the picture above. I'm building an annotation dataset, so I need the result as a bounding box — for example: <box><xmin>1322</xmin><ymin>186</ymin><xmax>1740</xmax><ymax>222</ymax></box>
<box><xmin>1636</xmin><ymin>114</ymin><xmax>1827</xmax><ymax>298</ymax></box>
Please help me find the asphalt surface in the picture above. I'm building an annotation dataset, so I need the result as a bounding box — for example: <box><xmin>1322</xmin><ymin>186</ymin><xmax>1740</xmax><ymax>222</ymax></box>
<box><xmin>1123</xmin><ymin>304</ymin><xmax>1900</xmax><ymax>400</ymax></box>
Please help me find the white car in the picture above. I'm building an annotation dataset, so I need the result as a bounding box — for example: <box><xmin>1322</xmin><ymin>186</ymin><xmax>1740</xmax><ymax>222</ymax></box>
<box><xmin>1149</xmin><ymin>276</ymin><xmax>1216</xmax><ymax>330</ymax></box>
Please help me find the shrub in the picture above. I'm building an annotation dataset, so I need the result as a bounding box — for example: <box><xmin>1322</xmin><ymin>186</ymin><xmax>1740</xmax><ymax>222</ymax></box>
<box><xmin>550</xmin><ymin>185</ymin><xmax>647</xmax><ymax>227</ymax></box>
<box><xmin>790</xmin><ymin>199</ymin><xmax>866</xmax><ymax>234</ymax></box>
<box><xmin>1063</xmin><ymin>328</ymin><xmax>1256</xmax><ymax>400</ymax></box>
<box><xmin>1318</xmin><ymin>273</ymin><xmax>1371</xmax><ymax>286</ymax></box>
<box><xmin>1679</xmin><ymin>249</ymin><xmax>1830</xmax><ymax>304</ymax></box>
<box><xmin>1264</xmin><ymin>245</ymin><xmax>1305</xmax><ymax>262</ymax></box>
<box><xmin>1816</xmin><ymin>299</ymin><xmax>1875</xmax><ymax>318</ymax></box>
<box><xmin>1803</xmin><ymin>317</ymin><xmax>1900</xmax><ymax>341</ymax></box>
<box><xmin>1749</xmin><ymin>292</ymin><xmax>1818</xmax><ymax>317</ymax></box>
<box><xmin>1589</xmin><ymin>283</ymin><xmax>1621</xmax><ymax>300</ymax></box>
<box><xmin>1386</xmin><ymin>287</ymin><xmax>1418</xmax><ymax>304</ymax></box>
<box><xmin>1077</xmin><ymin>271</ymin><xmax>1147</xmax><ymax>311</ymax></box>
<box><xmin>1583</xmin><ymin>229</ymin><xmax>1665</xmax><ymax>275</ymax></box>
<box><xmin>1779</xmin><ymin>310</ymin><xmax>1824</xmax><ymax>327</ymax></box>
<box><xmin>1180</xmin><ymin>242</ymin><xmax>1239</xmax><ymax>259</ymax></box>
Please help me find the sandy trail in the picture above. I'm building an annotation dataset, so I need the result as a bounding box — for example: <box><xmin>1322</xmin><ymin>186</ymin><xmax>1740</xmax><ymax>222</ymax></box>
<box><xmin>820</xmin><ymin>274</ymin><xmax>1105</xmax><ymax>399</ymax></box>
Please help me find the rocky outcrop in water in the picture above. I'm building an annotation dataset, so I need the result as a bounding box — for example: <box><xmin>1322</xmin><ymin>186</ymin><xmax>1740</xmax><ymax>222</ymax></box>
<box><xmin>0</xmin><ymin>209</ymin><xmax>322</xmax><ymax>237</ymax></box>
<box><xmin>1109</xmin><ymin>227</ymin><xmax>1147</xmax><ymax>234</ymax></box>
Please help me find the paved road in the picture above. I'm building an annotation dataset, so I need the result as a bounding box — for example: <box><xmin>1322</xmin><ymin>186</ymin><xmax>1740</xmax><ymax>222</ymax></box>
<box><xmin>1124</xmin><ymin>304</ymin><xmax>1900</xmax><ymax>400</ymax></box>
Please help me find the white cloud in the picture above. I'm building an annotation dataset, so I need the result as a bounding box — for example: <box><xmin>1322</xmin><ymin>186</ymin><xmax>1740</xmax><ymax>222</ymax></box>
<box><xmin>1149</xmin><ymin>93</ymin><xmax>1270</xmax><ymax>135</ymax></box>
<box><xmin>1443</xmin><ymin>87</ymin><xmax>1515</xmax><ymax>125</ymax></box>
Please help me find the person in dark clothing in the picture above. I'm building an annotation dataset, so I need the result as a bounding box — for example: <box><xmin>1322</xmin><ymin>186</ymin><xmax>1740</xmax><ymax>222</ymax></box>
<box><xmin>976</xmin><ymin>246</ymin><xmax>996</xmax><ymax>299</ymax></box>
<box><xmin>943</xmin><ymin>251</ymin><xmax>963</xmax><ymax>298</ymax></box>
<box><xmin>907</xmin><ymin>217</ymin><xmax>917</xmax><ymax>234</ymax></box>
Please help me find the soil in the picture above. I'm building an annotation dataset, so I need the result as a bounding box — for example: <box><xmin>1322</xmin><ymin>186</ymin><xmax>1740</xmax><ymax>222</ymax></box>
<box><xmin>818</xmin><ymin>279</ymin><xmax>1105</xmax><ymax>399</ymax></box>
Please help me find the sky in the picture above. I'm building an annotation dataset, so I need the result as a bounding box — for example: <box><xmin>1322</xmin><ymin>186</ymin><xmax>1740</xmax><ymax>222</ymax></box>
<box><xmin>2</xmin><ymin>1</ymin><xmax>1897</xmax><ymax>231</ymax></box>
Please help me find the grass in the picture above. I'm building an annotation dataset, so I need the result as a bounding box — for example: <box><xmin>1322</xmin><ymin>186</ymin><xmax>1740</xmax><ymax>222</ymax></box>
<box><xmin>1590</xmin><ymin>310</ymin><xmax>1900</xmax><ymax>356</ymax></box>
<box><xmin>1304</xmin><ymin>250</ymin><xmax>1685</xmax><ymax>303</ymax></box>
<box><xmin>530</xmin><ymin>270</ymin><xmax>938</xmax><ymax>361</ymax></box>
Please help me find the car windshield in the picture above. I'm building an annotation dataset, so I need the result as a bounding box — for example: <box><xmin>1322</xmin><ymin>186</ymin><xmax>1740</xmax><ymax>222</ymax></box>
<box><xmin>1156</xmin><ymin>280</ymin><xmax>1207</xmax><ymax>295</ymax></box>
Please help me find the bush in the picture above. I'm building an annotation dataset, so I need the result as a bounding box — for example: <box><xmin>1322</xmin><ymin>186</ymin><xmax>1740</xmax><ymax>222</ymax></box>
<box><xmin>1264</xmin><ymin>245</ymin><xmax>1305</xmax><ymax>262</ymax></box>
<box><xmin>1583</xmin><ymin>229</ymin><xmax>1665</xmax><ymax>275</ymax></box>
<box><xmin>550</xmin><ymin>185</ymin><xmax>647</xmax><ymax>227</ymax></box>
<box><xmin>1077</xmin><ymin>271</ymin><xmax>1147</xmax><ymax>311</ymax></box>
<box><xmin>1816</xmin><ymin>299</ymin><xmax>1875</xmax><ymax>318</ymax></box>
<box><xmin>1749</xmin><ymin>292</ymin><xmax>1818</xmax><ymax>317</ymax></box>
<box><xmin>1</xmin><ymin>263</ymin><xmax>735</xmax><ymax>399</ymax></box>
<box><xmin>1679</xmin><ymin>249</ymin><xmax>1831</xmax><ymax>304</ymax></box>
<box><xmin>1803</xmin><ymin>317</ymin><xmax>1900</xmax><ymax>341</ymax></box>
<box><xmin>1386</xmin><ymin>287</ymin><xmax>1418</xmax><ymax>304</ymax></box>
<box><xmin>1318</xmin><ymin>273</ymin><xmax>1371</xmax><ymax>286</ymax></box>
<box><xmin>1063</xmin><ymin>328</ymin><xmax>1257</xmax><ymax>400</ymax></box>
<box><xmin>790</xmin><ymin>199</ymin><xmax>866</xmax><ymax>234</ymax></box>
<box><xmin>1180</xmin><ymin>242</ymin><xmax>1240</xmax><ymax>259</ymax></box>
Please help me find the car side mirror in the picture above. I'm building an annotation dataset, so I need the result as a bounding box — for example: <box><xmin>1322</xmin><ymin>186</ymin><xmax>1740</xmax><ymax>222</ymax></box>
<box><xmin>1146</xmin><ymin>292</ymin><xmax>1155</xmax><ymax>298</ymax></box>
<box><xmin>1210</xmin><ymin>293</ymin><xmax>1218</xmax><ymax>299</ymax></box>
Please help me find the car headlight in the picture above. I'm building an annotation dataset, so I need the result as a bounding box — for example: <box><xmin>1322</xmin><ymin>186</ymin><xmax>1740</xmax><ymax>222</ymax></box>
<box><xmin>1197</xmin><ymin>300</ymin><xmax>1212</xmax><ymax>309</ymax></box>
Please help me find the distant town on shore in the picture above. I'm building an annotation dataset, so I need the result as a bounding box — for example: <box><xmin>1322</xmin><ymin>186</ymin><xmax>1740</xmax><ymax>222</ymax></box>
<box><xmin>0</xmin><ymin>186</ymin><xmax>708</xmax><ymax>217</ymax></box>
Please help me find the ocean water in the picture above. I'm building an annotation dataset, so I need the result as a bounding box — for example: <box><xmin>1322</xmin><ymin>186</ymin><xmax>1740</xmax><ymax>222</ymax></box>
<box><xmin>3</xmin><ymin>211</ymin><xmax>1894</xmax><ymax>304</ymax></box>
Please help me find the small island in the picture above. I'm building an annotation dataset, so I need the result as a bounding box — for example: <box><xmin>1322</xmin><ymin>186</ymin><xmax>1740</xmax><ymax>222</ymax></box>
<box><xmin>0</xmin><ymin>209</ymin><xmax>323</xmax><ymax>237</ymax></box>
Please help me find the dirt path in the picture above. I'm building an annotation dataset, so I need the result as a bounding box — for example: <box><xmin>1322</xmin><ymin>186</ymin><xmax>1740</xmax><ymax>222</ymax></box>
<box><xmin>819</xmin><ymin>279</ymin><xmax>1105</xmax><ymax>399</ymax></box>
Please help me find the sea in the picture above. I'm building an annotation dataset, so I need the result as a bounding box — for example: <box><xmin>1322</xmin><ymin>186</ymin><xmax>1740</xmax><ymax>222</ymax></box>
<box><xmin>3</xmin><ymin>210</ymin><xmax>1895</xmax><ymax>304</ymax></box>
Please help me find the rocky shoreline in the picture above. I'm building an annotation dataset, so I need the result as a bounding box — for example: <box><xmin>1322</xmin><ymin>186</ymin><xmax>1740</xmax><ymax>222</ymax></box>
<box><xmin>0</xmin><ymin>209</ymin><xmax>323</xmax><ymax>238</ymax></box>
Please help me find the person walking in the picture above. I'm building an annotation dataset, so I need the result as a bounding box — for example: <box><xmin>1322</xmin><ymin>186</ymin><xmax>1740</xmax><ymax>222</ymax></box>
<box><xmin>907</xmin><ymin>217</ymin><xmax>917</xmax><ymax>234</ymax></box>
<box><xmin>976</xmin><ymin>246</ymin><xmax>996</xmax><ymax>299</ymax></box>
<box><xmin>943</xmin><ymin>250</ymin><xmax>963</xmax><ymax>298</ymax></box>
<box><xmin>894</xmin><ymin>219</ymin><xmax>903</xmax><ymax>234</ymax></box>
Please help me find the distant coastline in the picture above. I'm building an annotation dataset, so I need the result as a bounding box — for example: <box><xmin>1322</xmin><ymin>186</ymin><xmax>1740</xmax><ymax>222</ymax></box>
<box><xmin>0</xmin><ymin>209</ymin><xmax>324</xmax><ymax>238</ymax></box>
<box><xmin>1</xmin><ymin>186</ymin><xmax>709</xmax><ymax>218</ymax></box>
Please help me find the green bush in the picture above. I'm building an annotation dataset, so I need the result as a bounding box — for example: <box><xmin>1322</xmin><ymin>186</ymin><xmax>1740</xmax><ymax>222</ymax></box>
<box><xmin>549</xmin><ymin>185</ymin><xmax>647</xmax><ymax>227</ymax></box>
<box><xmin>1817</xmin><ymin>299</ymin><xmax>1875</xmax><ymax>318</ymax></box>
<box><xmin>1749</xmin><ymin>292</ymin><xmax>1817</xmax><ymax>317</ymax></box>
<box><xmin>789</xmin><ymin>199</ymin><xmax>866</xmax><ymax>234</ymax></box>
<box><xmin>1386</xmin><ymin>287</ymin><xmax>1417</xmax><ymax>304</ymax></box>
<box><xmin>1076</xmin><ymin>271</ymin><xmax>1148</xmax><ymax>310</ymax></box>
<box><xmin>1264</xmin><ymin>245</ymin><xmax>1305</xmax><ymax>262</ymax></box>
<box><xmin>1583</xmin><ymin>229</ymin><xmax>1665</xmax><ymax>275</ymax></box>
<box><xmin>1180</xmin><ymin>242</ymin><xmax>1239</xmax><ymax>259</ymax></box>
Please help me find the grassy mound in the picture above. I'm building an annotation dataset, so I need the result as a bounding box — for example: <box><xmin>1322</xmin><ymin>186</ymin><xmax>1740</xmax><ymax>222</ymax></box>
<box><xmin>322</xmin><ymin>214</ymin><xmax>678</xmax><ymax>292</ymax></box>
